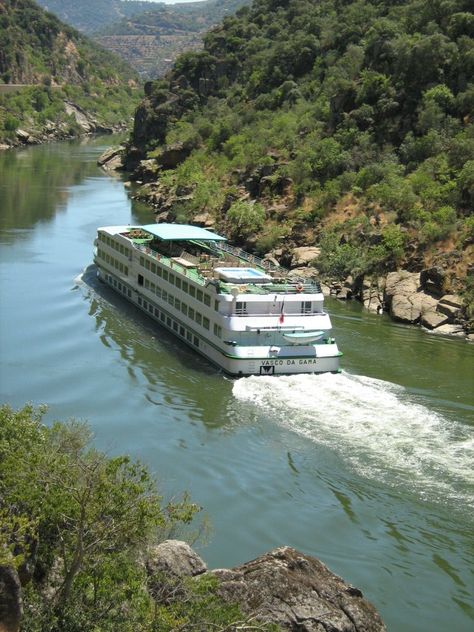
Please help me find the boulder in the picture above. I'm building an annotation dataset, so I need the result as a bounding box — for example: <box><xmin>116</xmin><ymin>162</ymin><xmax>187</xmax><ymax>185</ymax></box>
<box><xmin>384</xmin><ymin>271</ymin><xmax>420</xmax><ymax>302</ymax></box>
<box><xmin>97</xmin><ymin>146</ymin><xmax>124</xmax><ymax>171</ymax></box>
<box><xmin>15</xmin><ymin>129</ymin><xmax>30</xmax><ymax>141</ymax></box>
<box><xmin>421</xmin><ymin>310</ymin><xmax>449</xmax><ymax>330</ymax></box>
<box><xmin>438</xmin><ymin>294</ymin><xmax>463</xmax><ymax>309</ymax></box>
<box><xmin>384</xmin><ymin>271</ymin><xmax>423</xmax><ymax>323</ymax></box>
<box><xmin>292</xmin><ymin>247</ymin><xmax>321</xmax><ymax>267</ymax></box>
<box><xmin>146</xmin><ymin>540</ymin><xmax>207</xmax><ymax>580</ymax></box>
<box><xmin>212</xmin><ymin>546</ymin><xmax>386</xmax><ymax>632</ymax></box>
<box><xmin>362</xmin><ymin>288</ymin><xmax>383</xmax><ymax>313</ymax></box>
<box><xmin>390</xmin><ymin>294</ymin><xmax>421</xmax><ymax>323</ymax></box>
<box><xmin>0</xmin><ymin>566</ymin><xmax>22</xmax><ymax>632</ymax></box>
<box><xmin>64</xmin><ymin>101</ymin><xmax>95</xmax><ymax>133</ymax></box>
<box><xmin>436</xmin><ymin>294</ymin><xmax>463</xmax><ymax>321</ymax></box>
<box><xmin>430</xmin><ymin>323</ymin><xmax>466</xmax><ymax>337</ymax></box>
<box><xmin>436</xmin><ymin>302</ymin><xmax>460</xmax><ymax>321</ymax></box>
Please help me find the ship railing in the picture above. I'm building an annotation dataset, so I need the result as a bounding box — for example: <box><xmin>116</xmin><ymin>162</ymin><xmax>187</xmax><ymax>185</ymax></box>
<box><xmin>221</xmin><ymin>311</ymin><xmax>328</xmax><ymax>318</ymax></box>
<box><xmin>202</xmin><ymin>241</ymin><xmax>281</xmax><ymax>272</ymax></box>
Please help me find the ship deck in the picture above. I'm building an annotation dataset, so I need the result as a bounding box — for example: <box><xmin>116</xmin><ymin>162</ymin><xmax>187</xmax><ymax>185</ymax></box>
<box><xmin>132</xmin><ymin>239</ymin><xmax>321</xmax><ymax>296</ymax></box>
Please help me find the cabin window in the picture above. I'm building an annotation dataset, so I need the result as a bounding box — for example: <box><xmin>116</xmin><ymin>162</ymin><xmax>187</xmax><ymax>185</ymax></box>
<box><xmin>301</xmin><ymin>301</ymin><xmax>312</xmax><ymax>314</ymax></box>
<box><xmin>145</xmin><ymin>259</ymin><xmax>150</xmax><ymax>270</ymax></box>
<box><xmin>138</xmin><ymin>297</ymin><xmax>142</xmax><ymax>306</ymax></box>
<box><xmin>180</xmin><ymin>326</ymin><xmax>185</xmax><ymax>336</ymax></box>
<box><xmin>188</xmin><ymin>307</ymin><xmax>195</xmax><ymax>320</ymax></box>
<box><xmin>182</xmin><ymin>281</ymin><xmax>189</xmax><ymax>293</ymax></box>
<box><xmin>150</xmin><ymin>282</ymin><xmax>156</xmax><ymax>293</ymax></box>
<box><xmin>140</xmin><ymin>256</ymin><xmax>144</xmax><ymax>267</ymax></box>
<box><xmin>189</xmin><ymin>285</ymin><xmax>196</xmax><ymax>298</ymax></box>
<box><xmin>156</xmin><ymin>287</ymin><xmax>161</xmax><ymax>298</ymax></box>
<box><xmin>162</xmin><ymin>270</ymin><xmax>168</xmax><ymax>282</ymax></box>
<box><xmin>196</xmin><ymin>313</ymin><xmax>202</xmax><ymax>325</ymax></box>
<box><xmin>214</xmin><ymin>300</ymin><xmax>219</xmax><ymax>311</ymax></box>
<box><xmin>154</xmin><ymin>308</ymin><xmax>159</xmax><ymax>317</ymax></box>
<box><xmin>214</xmin><ymin>324</ymin><xmax>222</xmax><ymax>338</ymax></box>
<box><xmin>186</xmin><ymin>331</ymin><xmax>193</xmax><ymax>342</ymax></box>
<box><xmin>203</xmin><ymin>317</ymin><xmax>210</xmax><ymax>330</ymax></box>
<box><xmin>175</xmin><ymin>299</ymin><xmax>181</xmax><ymax>311</ymax></box>
<box><xmin>168</xmin><ymin>295</ymin><xmax>174</xmax><ymax>307</ymax></box>
<box><xmin>160</xmin><ymin>312</ymin><xmax>165</xmax><ymax>322</ymax></box>
<box><xmin>162</xmin><ymin>290</ymin><xmax>168</xmax><ymax>301</ymax></box>
<box><xmin>151</xmin><ymin>263</ymin><xmax>156</xmax><ymax>274</ymax></box>
<box><xmin>181</xmin><ymin>303</ymin><xmax>187</xmax><ymax>316</ymax></box>
<box><xmin>173</xmin><ymin>321</ymin><xmax>179</xmax><ymax>332</ymax></box>
<box><xmin>144</xmin><ymin>279</ymin><xmax>150</xmax><ymax>289</ymax></box>
<box><xmin>169</xmin><ymin>273</ymin><xmax>175</xmax><ymax>285</ymax></box>
<box><xmin>235</xmin><ymin>301</ymin><xmax>247</xmax><ymax>315</ymax></box>
<box><xmin>196</xmin><ymin>289</ymin><xmax>203</xmax><ymax>302</ymax></box>
<box><xmin>156</xmin><ymin>266</ymin><xmax>162</xmax><ymax>277</ymax></box>
<box><xmin>166</xmin><ymin>316</ymin><xmax>171</xmax><ymax>327</ymax></box>
<box><xmin>193</xmin><ymin>336</ymin><xmax>199</xmax><ymax>347</ymax></box>
<box><xmin>204</xmin><ymin>294</ymin><xmax>211</xmax><ymax>307</ymax></box>
<box><xmin>138</xmin><ymin>274</ymin><xmax>144</xmax><ymax>286</ymax></box>
<box><xmin>175</xmin><ymin>278</ymin><xmax>181</xmax><ymax>289</ymax></box>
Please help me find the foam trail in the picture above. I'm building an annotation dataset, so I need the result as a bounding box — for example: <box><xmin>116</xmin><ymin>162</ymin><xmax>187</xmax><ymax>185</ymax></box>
<box><xmin>233</xmin><ymin>372</ymin><xmax>474</xmax><ymax>509</ymax></box>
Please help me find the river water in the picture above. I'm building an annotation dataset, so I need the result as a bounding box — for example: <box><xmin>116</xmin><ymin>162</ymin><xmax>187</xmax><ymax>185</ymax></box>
<box><xmin>0</xmin><ymin>137</ymin><xmax>473</xmax><ymax>631</ymax></box>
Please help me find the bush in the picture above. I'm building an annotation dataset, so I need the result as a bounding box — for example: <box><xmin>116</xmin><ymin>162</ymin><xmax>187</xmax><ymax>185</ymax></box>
<box><xmin>226</xmin><ymin>199</ymin><xmax>265</xmax><ymax>240</ymax></box>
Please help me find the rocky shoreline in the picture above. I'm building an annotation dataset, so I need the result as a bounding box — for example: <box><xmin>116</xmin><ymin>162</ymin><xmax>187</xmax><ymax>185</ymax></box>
<box><xmin>0</xmin><ymin>540</ymin><xmax>386</xmax><ymax>632</ymax></box>
<box><xmin>98</xmin><ymin>146</ymin><xmax>473</xmax><ymax>342</ymax></box>
<box><xmin>0</xmin><ymin>101</ymin><xmax>126</xmax><ymax>151</ymax></box>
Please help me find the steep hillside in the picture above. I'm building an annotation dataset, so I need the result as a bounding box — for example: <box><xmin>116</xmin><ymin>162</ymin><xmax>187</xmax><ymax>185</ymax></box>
<box><xmin>125</xmin><ymin>0</ymin><xmax>474</xmax><ymax>322</ymax></box>
<box><xmin>35</xmin><ymin>0</ymin><xmax>152</xmax><ymax>34</ymax></box>
<box><xmin>0</xmin><ymin>0</ymin><xmax>140</xmax><ymax>144</ymax></box>
<box><xmin>95</xmin><ymin>0</ymin><xmax>250</xmax><ymax>78</ymax></box>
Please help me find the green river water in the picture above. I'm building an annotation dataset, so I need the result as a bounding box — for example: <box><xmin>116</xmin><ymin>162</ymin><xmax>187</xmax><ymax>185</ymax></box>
<box><xmin>0</xmin><ymin>137</ymin><xmax>473</xmax><ymax>631</ymax></box>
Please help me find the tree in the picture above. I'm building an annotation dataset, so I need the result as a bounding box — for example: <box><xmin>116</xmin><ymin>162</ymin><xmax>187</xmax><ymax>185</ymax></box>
<box><xmin>0</xmin><ymin>405</ymin><xmax>201</xmax><ymax>625</ymax></box>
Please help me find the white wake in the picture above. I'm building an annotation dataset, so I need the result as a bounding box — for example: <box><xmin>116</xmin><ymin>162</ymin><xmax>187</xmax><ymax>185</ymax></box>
<box><xmin>233</xmin><ymin>372</ymin><xmax>474</xmax><ymax>509</ymax></box>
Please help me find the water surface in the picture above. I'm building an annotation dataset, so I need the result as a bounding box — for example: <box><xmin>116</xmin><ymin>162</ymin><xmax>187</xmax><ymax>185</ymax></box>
<box><xmin>0</xmin><ymin>138</ymin><xmax>473</xmax><ymax>631</ymax></box>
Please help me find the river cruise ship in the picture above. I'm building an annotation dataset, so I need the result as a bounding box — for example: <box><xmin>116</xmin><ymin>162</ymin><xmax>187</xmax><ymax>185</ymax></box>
<box><xmin>94</xmin><ymin>223</ymin><xmax>342</xmax><ymax>376</ymax></box>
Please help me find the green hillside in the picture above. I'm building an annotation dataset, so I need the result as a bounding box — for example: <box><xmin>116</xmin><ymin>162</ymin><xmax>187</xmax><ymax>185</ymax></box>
<box><xmin>35</xmin><ymin>0</ymin><xmax>152</xmax><ymax>34</ymax></box>
<box><xmin>127</xmin><ymin>0</ymin><xmax>474</xmax><ymax>314</ymax></box>
<box><xmin>0</xmin><ymin>0</ymin><xmax>140</xmax><ymax>143</ymax></box>
<box><xmin>91</xmin><ymin>0</ymin><xmax>250</xmax><ymax>79</ymax></box>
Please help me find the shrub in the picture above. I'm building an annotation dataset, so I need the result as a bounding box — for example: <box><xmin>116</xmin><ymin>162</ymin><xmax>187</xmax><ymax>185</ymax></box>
<box><xmin>226</xmin><ymin>199</ymin><xmax>265</xmax><ymax>240</ymax></box>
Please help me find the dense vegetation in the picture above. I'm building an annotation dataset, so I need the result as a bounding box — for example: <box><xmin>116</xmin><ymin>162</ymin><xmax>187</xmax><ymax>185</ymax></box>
<box><xmin>129</xmin><ymin>0</ymin><xmax>474</xmax><ymax>311</ymax></box>
<box><xmin>0</xmin><ymin>0</ymin><xmax>139</xmax><ymax>141</ymax></box>
<box><xmin>0</xmin><ymin>405</ymin><xmax>277</xmax><ymax>631</ymax></box>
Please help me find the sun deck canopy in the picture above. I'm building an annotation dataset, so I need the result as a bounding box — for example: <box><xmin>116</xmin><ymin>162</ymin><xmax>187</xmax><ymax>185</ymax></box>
<box><xmin>141</xmin><ymin>224</ymin><xmax>227</xmax><ymax>242</ymax></box>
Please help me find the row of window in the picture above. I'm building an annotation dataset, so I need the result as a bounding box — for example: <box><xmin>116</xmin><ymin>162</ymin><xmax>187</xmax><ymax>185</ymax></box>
<box><xmin>142</xmin><ymin>277</ymin><xmax>222</xmax><ymax>336</ymax></box>
<box><xmin>99</xmin><ymin>233</ymin><xmax>131</xmax><ymax>258</ymax></box>
<box><xmin>138</xmin><ymin>296</ymin><xmax>200</xmax><ymax>350</ymax></box>
<box><xmin>106</xmin><ymin>275</ymin><xmax>132</xmax><ymax>299</ymax></box>
<box><xmin>97</xmin><ymin>248</ymin><xmax>129</xmax><ymax>276</ymax></box>
<box><xmin>139</xmin><ymin>256</ymin><xmax>213</xmax><ymax>308</ymax></box>
<box><xmin>105</xmin><ymin>273</ymin><xmax>202</xmax><ymax>350</ymax></box>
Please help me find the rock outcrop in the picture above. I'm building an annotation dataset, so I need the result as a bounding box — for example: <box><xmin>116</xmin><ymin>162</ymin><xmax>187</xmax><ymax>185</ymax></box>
<box><xmin>145</xmin><ymin>540</ymin><xmax>386</xmax><ymax>632</ymax></box>
<box><xmin>97</xmin><ymin>146</ymin><xmax>125</xmax><ymax>171</ymax></box>
<box><xmin>213</xmin><ymin>546</ymin><xmax>386</xmax><ymax>632</ymax></box>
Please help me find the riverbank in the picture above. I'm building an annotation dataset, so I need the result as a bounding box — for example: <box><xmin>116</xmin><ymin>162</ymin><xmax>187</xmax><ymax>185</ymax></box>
<box><xmin>98</xmin><ymin>145</ymin><xmax>474</xmax><ymax>342</ymax></box>
<box><xmin>0</xmin><ymin>100</ymin><xmax>129</xmax><ymax>151</ymax></box>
